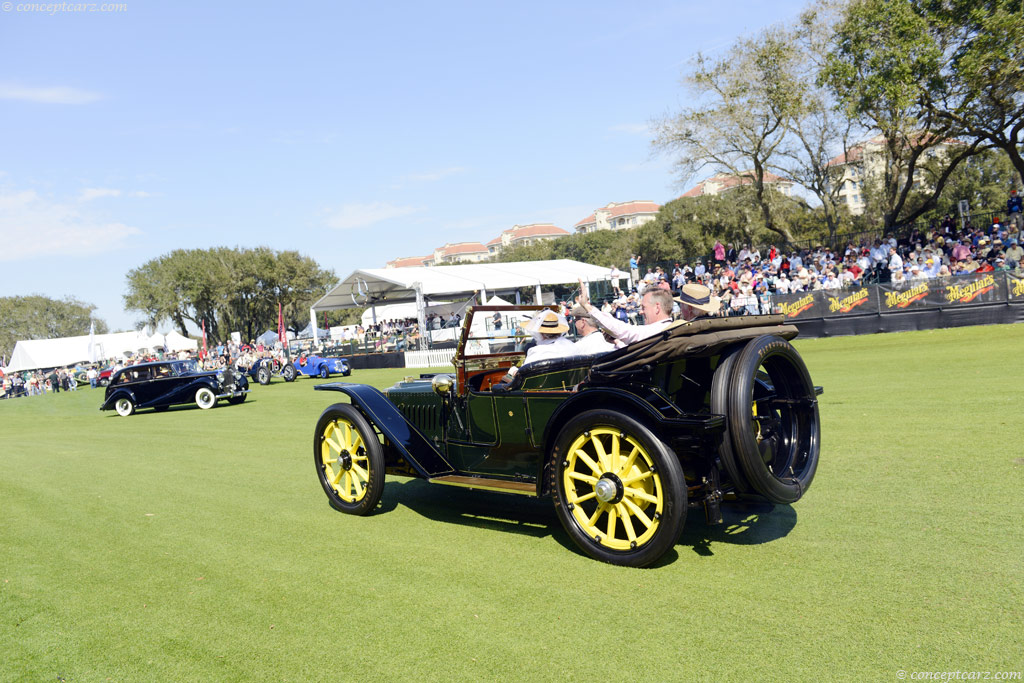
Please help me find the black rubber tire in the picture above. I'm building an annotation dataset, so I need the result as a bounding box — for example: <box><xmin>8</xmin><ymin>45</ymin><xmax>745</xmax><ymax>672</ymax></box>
<box><xmin>282</xmin><ymin>365</ymin><xmax>297</xmax><ymax>382</ymax></box>
<box><xmin>195</xmin><ymin>387</ymin><xmax>217</xmax><ymax>410</ymax></box>
<box><xmin>551</xmin><ymin>409</ymin><xmax>686</xmax><ymax>568</ymax></box>
<box><xmin>227</xmin><ymin>394</ymin><xmax>246</xmax><ymax>405</ymax></box>
<box><xmin>314</xmin><ymin>403</ymin><xmax>385</xmax><ymax>515</ymax></box>
<box><xmin>319</xmin><ymin>366</ymin><xmax>329</xmax><ymax>379</ymax></box>
<box><xmin>114</xmin><ymin>396</ymin><xmax>135</xmax><ymax>417</ymax></box>
<box><xmin>710</xmin><ymin>344</ymin><xmax>752</xmax><ymax>494</ymax></box>
<box><xmin>257</xmin><ymin>366</ymin><xmax>270</xmax><ymax>385</ymax></box>
<box><xmin>726</xmin><ymin>335</ymin><xmax>820</xmax><ymax>504</ymax></box>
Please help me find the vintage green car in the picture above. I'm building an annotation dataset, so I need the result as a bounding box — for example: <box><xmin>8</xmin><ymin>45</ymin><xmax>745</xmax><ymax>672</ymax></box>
<box><xmin>312</xmin><ymin>305</ymin><xmax>821</xmax><ymax>567</ymax></box>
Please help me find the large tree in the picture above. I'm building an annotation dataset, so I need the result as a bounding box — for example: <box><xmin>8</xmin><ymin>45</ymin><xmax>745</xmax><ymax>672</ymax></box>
<box><xmin>919</xmin><ymin>0</ymin><xmax>1024</xmax><ymax>184</ymax></box>
<box><xmin>655</xmin><ymin>27</ymin><xmax>804</xmax><ymax>244</ymax></box>
<box><xmin>124</xmin><ymin>247</ymin><xmax>335</xmax><ymax>342</ymax></box>
<box><xmin>0</xmin><ymin>295</ymin><xmax>108</xmax><ymax>362</ymax></box>
<box><xmin>821</xmin><ymin>0</ymin><xmax>988</xmax><ymax>229</ymax></box>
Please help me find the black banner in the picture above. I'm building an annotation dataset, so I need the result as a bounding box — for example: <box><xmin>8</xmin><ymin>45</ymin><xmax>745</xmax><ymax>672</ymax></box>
<box><xmin>879</xmin><ymin>280</ymin><xmax>937</xmax><ymax>311</ymax></box>
<box><xmin>935</xmin><ymin>273</ymin><xmax>1006</xmax><ymax>307</ymax></box>
<box><xmin>821</xmin><ymin>287</ymin><xmax>878</xmax><ymax>317</ymax></box>
<box><xmin>1007</xmin><ymin>271</ymin><xmax>1024</xmax><ymax>302</ymax></box>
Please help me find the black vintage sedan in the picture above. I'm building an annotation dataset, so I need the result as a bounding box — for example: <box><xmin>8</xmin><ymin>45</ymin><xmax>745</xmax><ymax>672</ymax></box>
<box><xmin>100</xmin><ymin>360</ymin><xmax>249</xmax><ymax>417</ymax></box>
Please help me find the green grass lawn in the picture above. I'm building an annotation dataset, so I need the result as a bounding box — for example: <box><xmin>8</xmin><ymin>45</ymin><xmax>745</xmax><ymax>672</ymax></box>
<box><xmin>2</xmin><ymin>325</ymin><xmax>1022</xmax><ymax>681</ymax></box>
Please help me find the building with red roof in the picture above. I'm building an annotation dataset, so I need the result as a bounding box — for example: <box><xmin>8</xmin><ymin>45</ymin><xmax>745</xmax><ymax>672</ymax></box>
<box><xmin>432</xmin><ymin>241</ymin><xmax>490</xmax><ymax>265</ymax></box>
<box><xmin>680</xmin><ymin>172</ymin><xmax>794</xmax><ymax>199</ymax></box>
<box><xmin>385</xmin><ymin>255</ymin><xmax>431</xmax><ymax>269</ymax></box>
<box><xmin>574</xmin><ymin>201</ymin><xmax>661</xmax><ymax>234</ymax></box>
<box><xmin>486</xmin><ymin>223</ymin><xmax>570</xmax><ymax>256</ymax></box>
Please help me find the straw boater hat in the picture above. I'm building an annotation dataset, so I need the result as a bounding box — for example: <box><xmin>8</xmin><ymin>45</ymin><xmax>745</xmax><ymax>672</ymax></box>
<box><xmin>534</xmin><ymin>310</ymin><xmax>569</xmax><ymax>334</ymax></box>
<box><xmin>674</xmin><ymin>283</ymin><xmax>722</xmax><ymax>314</ymax></box>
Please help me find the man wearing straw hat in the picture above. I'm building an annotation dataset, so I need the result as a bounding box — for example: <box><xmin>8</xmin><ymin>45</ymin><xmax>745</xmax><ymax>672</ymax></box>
<box><xmin>522</xmin><ymin>309</ymin><xmax>575</xmax><ymax>365</ymax></box>
<box><xmin>674</xmin><ymin>282</ymin><xmax>723</xmax><ymax>322</ymax></box>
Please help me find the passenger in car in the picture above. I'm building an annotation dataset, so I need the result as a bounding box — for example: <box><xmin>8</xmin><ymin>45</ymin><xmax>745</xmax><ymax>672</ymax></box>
<box><xmin>523</xmin><ymin>310</ymin><xmax>575</xmax><ymax>365</ymax></box>
<box><xmin>576</xmin><ymin>279</ymin><xmax>674</xmax><ymax>347</ymax></box>
<box><xmin>674</xmin><ymin>283</ymin><xmax>722</xmax><ymax>320</ymax></box>
<box><xmin>570</xmin><ymin>305</ymin><xmax>614</xmax><ymax>356</ymax></box>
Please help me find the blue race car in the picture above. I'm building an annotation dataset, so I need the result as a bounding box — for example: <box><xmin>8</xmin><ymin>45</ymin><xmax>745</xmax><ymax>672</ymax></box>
<box><xmin>283</xmin><ymin>353</ymin><xmax>351</xmax><ymax>381</ymax></box>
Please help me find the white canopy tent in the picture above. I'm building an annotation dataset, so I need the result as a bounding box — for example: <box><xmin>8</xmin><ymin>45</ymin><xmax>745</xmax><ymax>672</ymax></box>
<box><xmin>3</xmin><ymin>330</ymin><xmax>198</xmax><ymax>373</ymax></box>
<box><xmin>310</xmin><ymin>260</ymin><xmax>615</xmax><ymax>348</ymax></box>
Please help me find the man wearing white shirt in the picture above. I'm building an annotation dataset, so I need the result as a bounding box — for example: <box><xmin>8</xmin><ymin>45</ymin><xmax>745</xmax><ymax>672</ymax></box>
<box><xmin>576</xmin><ymin>281</ymin><xmax>675</xmax><ymax>347</ymax></box>
<box><xmin>570</xmin><ymin>305</ymin><xmax>615</xmax><ymax>356</ymax></box>
<box><xmin>888</xmin><ymin>246</ymin><xmax>903</xmax><ymax>272</ymax></box>
<box><xmin>523</xmin><ymin>310</ymin><xmax>575</xmax><ymax>365</ymax></box>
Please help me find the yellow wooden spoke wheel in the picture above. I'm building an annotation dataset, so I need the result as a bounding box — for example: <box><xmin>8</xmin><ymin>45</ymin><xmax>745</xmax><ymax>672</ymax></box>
<box><xmin>314</xmin><ymin>403</ymin><xmax>385</xmax><ymax>515</ymax></box>
<box><xmin>553</xmin><ymin>410</ymin><xmax>685</xmax><ymax>567</ymax></box>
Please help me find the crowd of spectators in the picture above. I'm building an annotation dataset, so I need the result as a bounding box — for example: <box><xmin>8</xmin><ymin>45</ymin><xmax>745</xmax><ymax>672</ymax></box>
<box><xmin>606</xmin><ymin>197</ymin><xmax>1024</xmax><ymax>318</ymax></box>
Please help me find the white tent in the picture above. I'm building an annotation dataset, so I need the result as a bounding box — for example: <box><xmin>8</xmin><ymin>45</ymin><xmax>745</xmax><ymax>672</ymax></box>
<box><xmin>312</xmin><ymin>259</ymin><xmax>614</xmax><ymax>311</ymax></box>
<box><xmin>4</xmin><ymin>330</ymin><xmax>197</xmax><ymax>373</ymax></box>
<box><xmin>164</xmin><ymin>330</ymin><xmax>199</xmax><ymax>352</ymax></box>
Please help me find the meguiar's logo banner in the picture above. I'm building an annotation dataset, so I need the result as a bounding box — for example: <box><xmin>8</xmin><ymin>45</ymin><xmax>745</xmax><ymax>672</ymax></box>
<box><xmin>942</xmin><ymin>274</ymin><xmax>1001</xmax><ymax>305</ymax></box>
<box><xmin>881</xmin><ymin>282</ymin><xmax>932</xmax><ymax>310</ymax></box>
<box><xmin>774</xmin><ymin>292</ymin><xmax>817</xmax><ymax>319</ymax></box>
<box><xmin>1007</xmin><ymin>272</ymin><xmax>1024</xmax><ymax>301</ymax></box>
<box><xmin>824</xmin><ymin>287</ymin><xmax>876</xmax><ymax>316</ymax></box>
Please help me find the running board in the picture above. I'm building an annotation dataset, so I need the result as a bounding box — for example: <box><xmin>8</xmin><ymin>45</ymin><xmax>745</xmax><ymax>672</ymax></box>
<box><xmin>429</xmin><ymin>475</ymin><xmax>537</xmax><ymax>496</ymax></box>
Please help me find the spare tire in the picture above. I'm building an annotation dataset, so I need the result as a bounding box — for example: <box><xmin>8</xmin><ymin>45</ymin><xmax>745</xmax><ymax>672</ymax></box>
<box><xmin>725</xmin><ymin>335</ymin><xmax>820</xmax><ymax>504</ymax></box>
<box><xmin>710</xmin><ymin>344</ymin><xmax>752</xmax><ymax>494</ymax></box>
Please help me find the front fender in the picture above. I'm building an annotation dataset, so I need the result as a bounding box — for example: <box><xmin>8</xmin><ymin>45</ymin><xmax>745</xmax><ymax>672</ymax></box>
<box><xmin>315</xmin><ymin>382</ymin><xmax>454</xmax><ymax>478</ymax></box>
<box><xmin>100</xmin><ymin>388</ymin><xmax>137</xmax><ymax>411</ymax></box>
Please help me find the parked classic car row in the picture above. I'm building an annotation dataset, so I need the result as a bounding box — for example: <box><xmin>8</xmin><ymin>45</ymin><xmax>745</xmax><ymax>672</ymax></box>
<box><xmin>313</xmin><ymin>305</ymin><xmax>822</xmax><ymax>568</ymax></box>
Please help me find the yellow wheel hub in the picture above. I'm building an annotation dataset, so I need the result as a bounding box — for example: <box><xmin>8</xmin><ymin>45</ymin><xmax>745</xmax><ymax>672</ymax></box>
<box><xmin>562</xmin><ymin>427</ymin><xmax>664</xmax><ymax>551</ymax></box>
<box><xmin>320</xmin><ymin>418</ymin><xmax>371</xmax><ymax>503</ymax></box>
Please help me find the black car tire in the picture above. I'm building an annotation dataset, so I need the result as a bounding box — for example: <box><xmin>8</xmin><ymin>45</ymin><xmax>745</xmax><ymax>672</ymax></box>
<box><xmin>551</xmin><ymin>409</ymin><xmax>686</xmax><ymax>568</ymax></box>
<box><xmin>710</xmin><ymin>344</ymin><xmax>752</xmax><ymax>494</ymax></box>
<box><xmin>282</xmin><ymin>365</ymin><xmax>297</xmax><ymax>382</ymax></box>
<box><xmin>114</xmin><ymin>396</ymin><xmax>135</xmax><ymax>417</ymax></box>
<box><xmin>726</xmin><ymin>335</ymin><xmax>820</xmax><ymax>504</ymax></box>
<box><xmin>319</xmin><ymin>366</ymin><xmax>330</xmax><ymax>379</ymax></box>
<box><xmin>227</xmin><ymin>394</ymin><xmax>246</xmax><ymax>405</ymax></box>
<box><xmin>257</xmin><ymin>366</ymin><xmax>270</xmax><ymax>385</ymax></box>
<box><xmin>314</xmin><ymin>403</ymin><xmax>385</xmax><ymax>515</ymax></box>
<box><xmin>195</xmin><ymin>386</ymin><xmax>217</xmax><ymax>410</ymax></box>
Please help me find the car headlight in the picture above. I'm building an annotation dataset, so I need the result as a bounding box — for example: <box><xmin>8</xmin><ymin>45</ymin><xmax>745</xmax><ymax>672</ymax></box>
<box><xmin>216</xmin><ymin>371</ymin><xmax>224</xmax><ymax>383</ymax></box>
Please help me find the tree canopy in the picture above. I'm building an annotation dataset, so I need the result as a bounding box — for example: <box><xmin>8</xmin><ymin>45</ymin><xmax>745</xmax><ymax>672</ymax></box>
<box><xmin>124</xmin><ymin>247</ymin><xmax>335</xmax><ymax>342</ymax></box>
<box><xmin>0</xmin><ymin>295</ymin><xmax>108</xmax><ymax>363</ymax></box>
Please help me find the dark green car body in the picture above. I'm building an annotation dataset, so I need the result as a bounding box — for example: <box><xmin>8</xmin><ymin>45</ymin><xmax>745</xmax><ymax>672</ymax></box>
<box><xmin>314</xmin><ymin>305</ymin><xmax>821</xmax><ymax>566</ymax></box>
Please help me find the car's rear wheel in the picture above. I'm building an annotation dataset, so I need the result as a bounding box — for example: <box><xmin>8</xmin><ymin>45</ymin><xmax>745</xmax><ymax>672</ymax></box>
<box><xmin>726</xmin><ymin>335</ymin><xmax>820</xmax><ymax>504</ymax></box>
<box><xmin>314</xmin><ymin>403</ymin><xmax>385</xmax><ymax>515</ymax></box>
<box><xmin>114</xmin><ymin>397</ymin><xmax>135</xmax><ymax>417</ymax></box>
<box><xmin>319</xmin><ymin>366</ymin><xmax>330</xmax><ymax>379</ymax></box>
<box><xmin>257</xmin><ymin>365</ymin><xmax>270</xmax><ymax>385</ymax></box>
<box><xmin>195</xmin><ymin>387</ymin><xmax>217</xmax><ymax>410</ymax></box>
<box><xmin>552</xmin><ymin>410</ymin><xmax>686</xmax><ymax>568</ymax></box>
<box><xmin>282</xmin><ymin>365</ymin><xmax>297</xmax><ymax>382</ymax></box>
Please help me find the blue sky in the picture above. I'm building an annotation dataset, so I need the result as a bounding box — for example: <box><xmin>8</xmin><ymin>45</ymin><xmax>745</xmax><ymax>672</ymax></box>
<box><xmin>1</xmin><ymin>0</ymin><xmax>808</xmax><ymax>331</ymax></box>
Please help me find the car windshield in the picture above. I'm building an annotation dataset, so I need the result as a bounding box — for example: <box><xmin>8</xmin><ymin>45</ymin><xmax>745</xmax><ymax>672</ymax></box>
<box><xmin>169</xmin><ymin>360</ymin><xmax>199</xmax><ymax>376</ymax></box>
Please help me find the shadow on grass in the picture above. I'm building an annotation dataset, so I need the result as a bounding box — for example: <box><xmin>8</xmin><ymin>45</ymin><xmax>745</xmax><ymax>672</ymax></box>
<box><xmin>375</xmin><ymin>478</ymin><xmax>798</xmax><ymax>566</ymax></box>
<box><xmin>677</xmin><ymin>501</ymin><xmax>797</xmax><ymax>558</ymax></box>
<box><xmin>101</xmin><ymin>399</ymin><xmax>257</xmax><ymax>418</ymax></box>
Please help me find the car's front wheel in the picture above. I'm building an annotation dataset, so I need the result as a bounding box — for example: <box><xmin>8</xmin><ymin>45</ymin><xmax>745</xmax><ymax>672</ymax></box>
<box><xmin>552</xmin><ymin>410</ymin><xmax>686</xmax><ymax>567</ymax></box>
<box><xmin>114</xmin><ymin>397</ymin><xmax>135</xmax><ymax>417</ymax></box>
<box><xmin>282</xmin><ymin>365</ymin><xmax>297</xmax><ymax>382</ymax></box>
<box><xmin>314</xmin><ymin>403</ymin><xmax>385</xmax><ymax>515</ymax></box>
<box><xmin>257</xmin><ymin>365</ymin><xmax>270</xmax><ymax>385</ymax></box>
<box><xmin>227</xmin><ymin>394</ymin><xmax>246</xmax><ymax>405</ymax></box>
<box><xmin>195</xmin><ymin>387</ymin><xmax>217</xmax><ymax>410</ymax></box>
